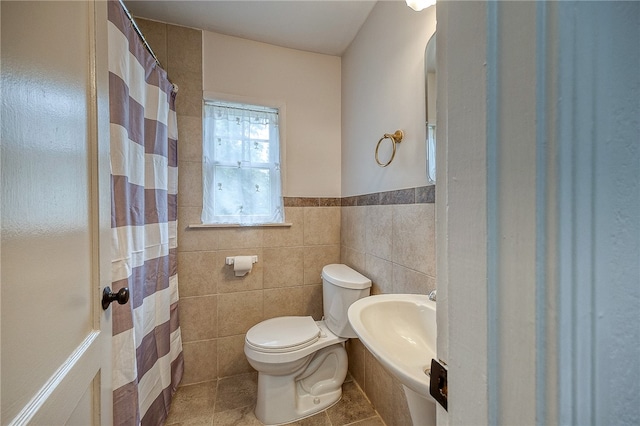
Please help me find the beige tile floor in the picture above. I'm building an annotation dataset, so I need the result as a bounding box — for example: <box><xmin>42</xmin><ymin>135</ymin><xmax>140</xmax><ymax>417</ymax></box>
<box><xmin>165</xmin><ymin>372</ymin><xmax>386</xmax><ymax>426</ymax></box>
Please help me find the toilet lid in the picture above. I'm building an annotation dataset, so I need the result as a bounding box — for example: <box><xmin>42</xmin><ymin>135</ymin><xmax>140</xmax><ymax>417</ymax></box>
<box><xmin>246</xmin><ymin>316</ymin><xmax>320</xmax><ymax>353</ymax></box>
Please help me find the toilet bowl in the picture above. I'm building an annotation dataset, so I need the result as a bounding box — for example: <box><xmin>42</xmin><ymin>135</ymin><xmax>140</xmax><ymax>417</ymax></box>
<box><xmin>244</xmin><ymin>264</ymin><xmax>371</xmax><ymax>425</ymax></box>
<box><xmin>245</xmin><ymin>318</ymin><xmax>348</xmax><ymax>424</ymax></box>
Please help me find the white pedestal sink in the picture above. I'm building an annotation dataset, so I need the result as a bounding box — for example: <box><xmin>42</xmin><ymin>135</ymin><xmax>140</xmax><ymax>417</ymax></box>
<box><xmin>347</xmin><ymin>294</ymin><xmax>437</xmax><ymax>425</ymax></box>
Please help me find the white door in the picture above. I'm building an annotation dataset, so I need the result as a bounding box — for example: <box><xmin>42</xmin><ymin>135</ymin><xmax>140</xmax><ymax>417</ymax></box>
<box><xmin>1</xmin><ymin>1</ymin><xmax>112</xmax><ymax>425</ymax></box>
<box><xmin>437</xmin><ymin>2</ymin><xmax>640</xmax><ymax>424</ymax></box>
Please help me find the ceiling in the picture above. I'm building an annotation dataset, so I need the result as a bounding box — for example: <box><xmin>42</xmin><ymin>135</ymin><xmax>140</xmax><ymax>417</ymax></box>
<box><xmin>124</xmin><ymin>0</ymin><xmax>379</xmax><ymax>56</ymax></box>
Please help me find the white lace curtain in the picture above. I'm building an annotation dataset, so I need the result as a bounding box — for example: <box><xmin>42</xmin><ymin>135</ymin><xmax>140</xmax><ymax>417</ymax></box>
<box><xmin>202</xmin><ymin>102</ymin><xmax>284</xmax><ymax>225</ymax></box>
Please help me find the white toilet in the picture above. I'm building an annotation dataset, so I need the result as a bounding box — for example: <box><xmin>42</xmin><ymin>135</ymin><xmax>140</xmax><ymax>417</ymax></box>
<box><xmin>244</xmin><ymin>264</ymin><xmax>371</xmax><ymax>425</ymax></box>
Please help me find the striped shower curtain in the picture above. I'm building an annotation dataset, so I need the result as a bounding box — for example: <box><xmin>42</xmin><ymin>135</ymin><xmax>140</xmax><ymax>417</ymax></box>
<box><xmin>108</xmin><ymin>1</ymin><xmax>183</xmax><ymax>424</ymax></box>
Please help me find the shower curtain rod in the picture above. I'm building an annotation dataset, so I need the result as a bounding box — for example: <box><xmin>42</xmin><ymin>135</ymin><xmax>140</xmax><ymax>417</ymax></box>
<box><xmin>118</xmin><ymin>0</ymin><xmax>162</xmax><ymax>68</ymax></box>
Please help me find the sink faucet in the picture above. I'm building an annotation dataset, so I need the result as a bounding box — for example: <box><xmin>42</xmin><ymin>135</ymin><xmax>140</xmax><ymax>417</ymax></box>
<box><xmin>428</xmin><ymin>290</ymin><xmax>437</xmax><ymax>301</ymax></box>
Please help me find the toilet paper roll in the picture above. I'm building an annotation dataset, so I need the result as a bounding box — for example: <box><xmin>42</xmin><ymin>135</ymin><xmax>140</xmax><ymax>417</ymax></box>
<box><xmin>233</xmin><ymin>256</ymin><xmax>253</xmax><ymax>277</ymax></box>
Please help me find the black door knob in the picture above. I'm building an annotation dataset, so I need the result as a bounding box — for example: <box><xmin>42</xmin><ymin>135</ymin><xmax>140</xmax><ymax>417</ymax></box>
<box><xmin>102</xmin><ymin>286</ymin><xmax>130</xmax><ymax>310</ymax></box>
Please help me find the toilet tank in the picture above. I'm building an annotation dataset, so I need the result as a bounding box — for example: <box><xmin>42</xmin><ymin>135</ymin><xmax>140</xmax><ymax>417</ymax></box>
<box><xmin>321</xmin><ymin>264</ymin><xmax>371</xmax><ymax>338</ymax></box>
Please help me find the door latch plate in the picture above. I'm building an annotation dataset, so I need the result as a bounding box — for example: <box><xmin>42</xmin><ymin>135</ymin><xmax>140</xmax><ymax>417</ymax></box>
<box><xmin>429</xmin><ymin>358</ymin><xmax>448</xmax><ymax>411</ymax></box>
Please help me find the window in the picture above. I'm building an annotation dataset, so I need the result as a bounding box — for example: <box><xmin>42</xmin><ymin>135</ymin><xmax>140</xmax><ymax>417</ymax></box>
<box><xmin>202</xmin><ymin>100</ymin><xmax>284</xmax><ymax>225</ymax></box>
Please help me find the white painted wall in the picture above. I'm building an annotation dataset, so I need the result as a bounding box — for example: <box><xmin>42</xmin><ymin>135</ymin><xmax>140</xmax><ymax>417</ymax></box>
<box><xmin>341</xmin><ymin>1</ymin><xmax>435</xmax><ymax>196</ymax></box>
<box><xmin>202</xmin><ymin>31</ymin><xmax>342</xmax><ymax>197</ymax></box>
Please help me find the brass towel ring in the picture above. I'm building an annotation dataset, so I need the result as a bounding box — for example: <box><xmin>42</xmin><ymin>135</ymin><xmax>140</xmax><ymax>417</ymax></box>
<box><xmin>375</xmin><ymin>130</ymin><xmax>404</xmax><ymax>167</ymax></box>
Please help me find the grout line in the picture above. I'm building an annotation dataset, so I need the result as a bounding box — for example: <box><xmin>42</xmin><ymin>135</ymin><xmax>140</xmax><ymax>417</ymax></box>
<box><xmin>341</xmin><ymin>414</ymin><xmax>387</xmax><ymax>426</ymax></box>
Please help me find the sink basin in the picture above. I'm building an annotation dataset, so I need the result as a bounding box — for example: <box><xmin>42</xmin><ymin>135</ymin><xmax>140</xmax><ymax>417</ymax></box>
<box><xmin>347</xmin><ymin>293</ymin><xmax>436</xmax><ymax>398</ymax></box>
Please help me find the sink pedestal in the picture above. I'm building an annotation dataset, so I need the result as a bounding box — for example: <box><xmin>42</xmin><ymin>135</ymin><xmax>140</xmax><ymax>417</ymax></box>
<box><xmin>347</xmin><ymin>294</ymin><xmax>438</xmax><ymax>425</ymax></box>
<box><xmin>403</xmin><ymin>385</ymin><xmax>436</xmax><ymax>426</ymax></box>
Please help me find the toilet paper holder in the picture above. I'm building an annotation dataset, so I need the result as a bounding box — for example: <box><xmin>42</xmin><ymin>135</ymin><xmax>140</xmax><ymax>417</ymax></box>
<box><xmin>225</xmin><ymin>255</ymin><xmax>258</xmax><ymax>265</ymax></box>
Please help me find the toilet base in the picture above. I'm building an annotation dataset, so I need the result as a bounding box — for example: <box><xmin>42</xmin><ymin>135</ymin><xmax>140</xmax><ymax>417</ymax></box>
<box><xmin>254</xmin><ymin>344</ymin><xmax>348</xmax><ymax>425</ymax></box>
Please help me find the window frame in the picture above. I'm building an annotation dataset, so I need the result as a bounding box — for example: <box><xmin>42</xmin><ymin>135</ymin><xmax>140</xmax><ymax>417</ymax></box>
<box><xmin>201</xmin><ymin>93</ymin><xmax>287</xmax><ymax>225</ymax></box>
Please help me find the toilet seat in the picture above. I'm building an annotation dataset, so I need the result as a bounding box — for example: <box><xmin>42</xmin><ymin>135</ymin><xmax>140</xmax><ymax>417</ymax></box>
<box><xmin>246</xmin><ymin>316</ymin><xmax>320</xmax><ymax>353</ymax></box>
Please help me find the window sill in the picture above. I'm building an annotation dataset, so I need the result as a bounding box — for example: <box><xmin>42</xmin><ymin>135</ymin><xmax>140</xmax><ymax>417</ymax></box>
<box><xmin>188</xmin><ymin>223</ymin><xmax>293</xmax><ymax>229</ymax></box>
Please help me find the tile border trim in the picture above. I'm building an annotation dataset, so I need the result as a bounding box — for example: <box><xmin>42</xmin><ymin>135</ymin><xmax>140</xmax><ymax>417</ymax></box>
<box><xmin>284</xmin><ymin>185</ymin><xmax>435</xmax><ymax>207</ymax></box>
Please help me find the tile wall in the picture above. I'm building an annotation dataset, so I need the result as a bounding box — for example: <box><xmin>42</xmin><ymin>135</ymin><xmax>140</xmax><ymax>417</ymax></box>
<box><xmin>136</xmin><ymin>18</ymin><xmax>436</xmax><ymax>426</ymax></box>
<box><xmin>341</xmin><ymin>187</ymin><xmax>436</xmax><ymax>426</ymax></box>
<box><xmin>177</xmin><ymin>203</ymin><xmax>341</xmax><ymax>384</ymax></box>
<box><xmin>136</xmin><ymin>19</ymin><xmax>342</xmax><ymax>385</ymax></box>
